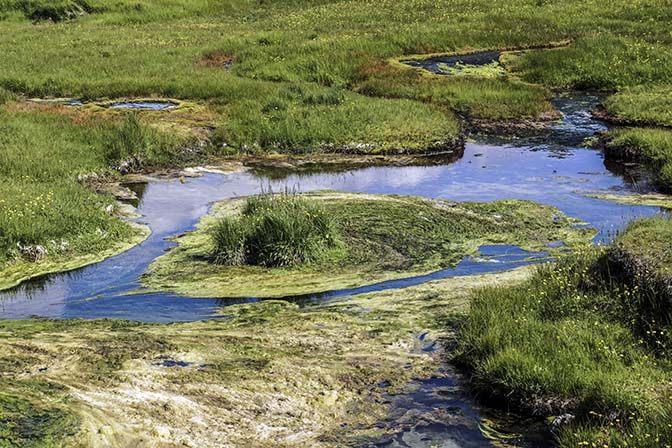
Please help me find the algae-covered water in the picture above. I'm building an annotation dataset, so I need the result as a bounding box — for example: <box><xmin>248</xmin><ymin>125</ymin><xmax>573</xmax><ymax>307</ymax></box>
<box><xmin>0</xmin><ymin>94</ymin><xmax>663</xmax><ymax>321</ymax></box>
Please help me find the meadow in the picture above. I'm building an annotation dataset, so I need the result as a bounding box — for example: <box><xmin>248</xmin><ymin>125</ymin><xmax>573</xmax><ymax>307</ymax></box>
<box><xmin>2</xmin><ymin>1</ymin><xmax>672</xmax><ymax>444</ymax></box>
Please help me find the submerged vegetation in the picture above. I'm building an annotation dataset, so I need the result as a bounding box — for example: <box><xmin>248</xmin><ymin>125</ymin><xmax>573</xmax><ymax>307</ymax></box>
<box><xmin>0</xmin><ymin>269</ymin><xmax>526</xmax><ymax>447</ymax></box>
<box><xmin>457</xmin><ymin>217</ymin><xmax>672</xmax><ymax>447</ymax></box>
<box><xmin>143</xmin><ymin>191</ymin><xmax>594</xmax><ymax>298</ymax></box>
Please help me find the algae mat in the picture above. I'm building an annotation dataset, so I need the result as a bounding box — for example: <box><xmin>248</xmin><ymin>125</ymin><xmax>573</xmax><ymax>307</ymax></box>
<box><xmin>0</xmin><ymin>268</ymin><xmax>532</xmax><ymax>447</ymax></box>
<box><xmin>141</xmin><ymin>191</ymin><xmax>595</xmax><ymax>298</ymax></box>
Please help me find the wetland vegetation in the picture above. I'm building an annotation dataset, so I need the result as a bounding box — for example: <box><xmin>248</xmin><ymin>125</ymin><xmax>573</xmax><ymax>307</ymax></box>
<box><xmin>142</xmin><ymin>191</ymin><xmax>592</xmax><ymax>298</ymax></box>
<box><xmin>2</xmin><ymin>0</ymin><xmax>672</xmax><ymax>446</ymax></box>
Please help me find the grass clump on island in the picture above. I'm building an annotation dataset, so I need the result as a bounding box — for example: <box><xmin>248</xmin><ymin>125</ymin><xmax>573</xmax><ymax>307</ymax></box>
<box><xmin>456</xmin><ymin>216</ymin><xmax>672</xmax><ymax>447</ymax></box>
<box><xmin>212</xmin><ymin>191</ymin><xmax>339</xmax><ymax>267</ymax></box>
<box><xmin>141</xmin><ymin>191</ymin><xmax>595</xmax><ymax>298</ymax></box>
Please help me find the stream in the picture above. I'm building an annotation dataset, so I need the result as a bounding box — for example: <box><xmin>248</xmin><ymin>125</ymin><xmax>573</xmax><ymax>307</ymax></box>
<box><xmin>0</xmin><ymin>93</ymin><xmax>667</xmax><ymax>447</ymax></box>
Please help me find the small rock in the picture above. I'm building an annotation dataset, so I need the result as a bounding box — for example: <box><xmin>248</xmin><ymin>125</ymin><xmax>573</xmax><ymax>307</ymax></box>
<box><xmin>550</xmin><ymin>413</ymin><xmax>575</xmax><ymax>431</ymax></box>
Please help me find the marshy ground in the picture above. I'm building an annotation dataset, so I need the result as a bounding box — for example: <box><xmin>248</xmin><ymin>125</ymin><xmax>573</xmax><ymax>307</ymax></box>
<box><xmin>2</xmin><ymin>1</ymin><xmax>672</xmax><ymax>447</ymax></box>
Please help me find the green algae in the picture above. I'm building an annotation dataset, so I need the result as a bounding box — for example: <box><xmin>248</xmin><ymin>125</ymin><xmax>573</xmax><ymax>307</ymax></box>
<box><xmin>436</xmin><ymin>61</ymin><xmax>506</xmax><ymax>78</ymax></box>
<box><xmin>0</xmin><ymin>268</ymin><xmax>532</xmax><ymax>447</ymax></box>
<box><xmin>585</xmin><ymin>192</ymin><xmax>672</xmax><ymax>209</ymax></box>
<box><xmin>140</xmin><ymin>191</ymin><xmax>594</xmax><ymax>298</ymax></box>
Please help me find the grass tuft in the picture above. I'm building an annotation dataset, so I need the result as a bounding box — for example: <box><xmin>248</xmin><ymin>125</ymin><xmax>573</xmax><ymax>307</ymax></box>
<box><xmin>211</xmin><ymin>191</ymin><xmax>339</xmax><ymax>268</ymax></box>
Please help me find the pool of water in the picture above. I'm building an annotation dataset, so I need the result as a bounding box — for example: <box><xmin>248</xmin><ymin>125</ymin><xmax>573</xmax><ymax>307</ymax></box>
<box><xmin>403</xmin><ymin>51</ymin><xmax>502</xmax><ymax>76</ymax></box>
<box><xmin>0</xmin><ymin>94</ymin><xmax>664</xmax><ymax>321</ymax></box>
<box><xmin>105</xmin><ymin>101</ymin><xmax>178</xmax><ymax>110</ymax></box>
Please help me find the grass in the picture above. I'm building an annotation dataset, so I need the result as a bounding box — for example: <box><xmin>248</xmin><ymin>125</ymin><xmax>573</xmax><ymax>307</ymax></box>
<box><xmin>355</xmin><ymin>62</ymin><xmax>555</xmax><ymax>121</ymax></box>
<box><xmin>456</xmin><ymin>217</ymin><xmax>672</xmax><ymax>448</ymax></box>
<box><xmin>141</xmin><ymin>191</ymin><xmax>595</xmax><ymax>298</ymax></box>
<box><xmin>0</xmin><ymin>107</ymin><xmax>168</xmax><ymax>289</ymax></box>
<box><xmin>602</xmin><ymin>127</ymin><xmax>672</xmax><ymax>191</ymax></box>
<box><xmin>211</xmin><ymin>191</ymin><xmax>339</xmax><ymax>267</ymax></box>
<box><xmin>603</xmin><ymin>86</ymin><xmax>672</xmax><ymax>127</ymax></box>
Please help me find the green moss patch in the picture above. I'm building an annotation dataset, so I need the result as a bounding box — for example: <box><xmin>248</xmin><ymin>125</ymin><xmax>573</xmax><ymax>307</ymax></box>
<box><xmin>141</xmin><ymin>191</ymin><xmax>594</xmax><ymax>298</ymax></box>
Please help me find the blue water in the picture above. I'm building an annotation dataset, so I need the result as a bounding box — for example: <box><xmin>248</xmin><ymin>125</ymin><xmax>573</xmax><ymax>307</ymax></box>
<box><xmin>0</xmin><ymin>94</ymin><xmax>665</xmax><ymax>322</ymax></box>
<box><xmin>106</xmin><ymin>101</ymin><xmax>178</xmax><ymax>110</ymax></box>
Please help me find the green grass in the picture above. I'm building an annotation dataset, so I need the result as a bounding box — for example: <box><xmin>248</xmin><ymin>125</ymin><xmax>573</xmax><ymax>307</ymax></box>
<box><xmin>510</xmin><ymin>34</ymin><xmax>672</xmax><ymax>90</ymax></box>
<box><xmin>0</xmin><ymin>0</ymin><xmax>671</xmax><ymax>147</ymax></box>
<box><xmin>142</xmin><ymin>191</ymin><xmax>594</xmax><ymax>298</ymax></box>
<box><xmin>602</xmin><ymin>127</ymin><xmax>672</xmax><ymax>191</ymax></box>
<box><xmin>0</xmin><ymin>107</ymin><xmax>172</xmax><ymax>286</ymax></box>
<box><xmin>456</xmin><ymin>217</ymin><xmax>672</xmax><ymax>448</ymax></box>
<box><xmin>212</xmin><ymin>191</ymin><xmax>339</xmax><ymax>267</ymax></box>
<box><xmin>603</xmin><ymin>86</ymin><xmax>672</xmax><ymax>127</ymax></box>
<box><xmin>355</xmin><ymin>62</ymin><xmax>554</xmax><ymax>121</ymax></box>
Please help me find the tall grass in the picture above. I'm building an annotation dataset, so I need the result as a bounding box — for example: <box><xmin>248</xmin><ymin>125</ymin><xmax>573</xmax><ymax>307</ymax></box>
<box><xmin>211</xmin><ymin>191</ymin><xmax>339</xmax><ymax>268</ymax></box>
<box><xmin>457</xmin><ymin>218</ymin><xmax>672</xmax><ymax>447</ymax></box>
<box><xmin>102</xmin><ymin>113</ymin><xmax>187</xmax><ymax>168</ymax></box>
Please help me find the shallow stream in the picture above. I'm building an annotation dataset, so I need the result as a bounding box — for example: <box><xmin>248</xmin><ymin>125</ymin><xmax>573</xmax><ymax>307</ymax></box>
<box><xmin>1</xmin><ymin>93</ymin><xmax>667</xmax><ymax>447</ymax></box>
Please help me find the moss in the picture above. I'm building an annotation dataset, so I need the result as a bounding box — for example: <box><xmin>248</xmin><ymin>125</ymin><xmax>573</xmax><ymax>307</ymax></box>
<box><xmin>0</xmin><ymin>380</ymin><xmax>79</xmax><ymax>448</ymax></box>
<box><xmin>0</xmin><ymin>268</ymin><xmax>532</xmax><ymax>447</ymax></box>
<box><xmin>141</xmin><ymin>191</ymin><xmax>594</xmax><ymax>298</ymax></box>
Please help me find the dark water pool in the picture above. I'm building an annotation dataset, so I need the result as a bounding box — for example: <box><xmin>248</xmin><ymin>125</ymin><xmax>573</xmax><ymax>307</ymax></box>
<box><xmin>0</xmin><ymin>94</ymin><xmax>664</xmax><ymax>321</ymax></box>
<box><xmin>403</xmin><ymin>51</ymin><xmax>501</xmax><ymax>75</ymax></box>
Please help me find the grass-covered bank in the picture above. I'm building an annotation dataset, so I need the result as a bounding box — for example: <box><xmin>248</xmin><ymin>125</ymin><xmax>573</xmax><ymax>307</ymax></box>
<box><xmin>141</xmin><ymin>191</ymin><xmax>594</xmax><ymax>298</ymax></box>
<box><xmin>0</xmin><ymin>269</ymin><xmax>530</xmax><ymax>447</ymax></box>
<box><xmin>456</xmin><ymin>217</ymin><xmax>672</xmax><ymax>447</ymax></box>
<box><xmin>0</xmin><ymin>107</ymin><xmax>182</xmax><ymax>290</ymax></box>
<box><xmin>600</xmin><ymin>127</ymin><xmax>672</xmax><ymax>192</ymax></box>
